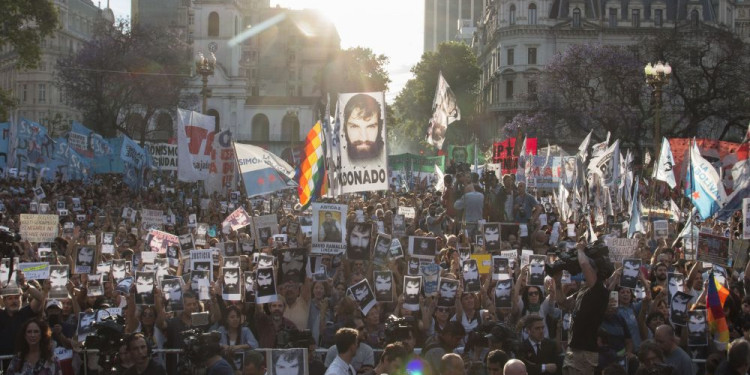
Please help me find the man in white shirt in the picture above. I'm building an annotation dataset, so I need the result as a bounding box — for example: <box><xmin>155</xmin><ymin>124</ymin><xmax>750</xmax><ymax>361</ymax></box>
<box><xmin>324</xmin><ymin>320</ymin><xmax>374</xmax><ymax>373</ymax></box>
<box><xmin>325</xmin><ymin>328</ymin><xmax>359</xmax><ymax>375</ymax></box>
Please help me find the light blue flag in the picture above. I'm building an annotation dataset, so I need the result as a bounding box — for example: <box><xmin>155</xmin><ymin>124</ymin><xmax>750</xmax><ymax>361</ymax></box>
<box><xmin>685</xmin><ymin>141</ymin><xmax>727</xmax><ymax>219</ymax></box>
<box><xmin>628</xmin><ymin>181</ymin><xmax>643</xmax><ymax>238</ymax></box>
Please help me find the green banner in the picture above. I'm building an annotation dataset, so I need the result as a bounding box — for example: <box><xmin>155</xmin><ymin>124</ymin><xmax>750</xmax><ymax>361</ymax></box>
<box><xmin>388</xmin><ymin>153</ymin><xmax>445</xmax><ymax>173</ymax></box>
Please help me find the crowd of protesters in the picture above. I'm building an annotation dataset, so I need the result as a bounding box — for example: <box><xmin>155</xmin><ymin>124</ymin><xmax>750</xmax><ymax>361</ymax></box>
<box><xmin>0</xmin><ymin>154</ymin><xmax>746</xmax><ymax>375</ymax></box>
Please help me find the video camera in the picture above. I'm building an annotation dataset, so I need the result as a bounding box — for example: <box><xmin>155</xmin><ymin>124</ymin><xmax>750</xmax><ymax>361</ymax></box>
<box><xmin>545</xmin><ymin>240</ymin><xmax>614</xmax><ymax>280</ymax></box>
<box><xmin>384</xmin><ymin>315</ymin><xmax>416</xmax><ymax>344</ymax></box>
<box><xmin>84</xmin><ymin>315</ymin><xmax>126</xmax><ymax>371</ymax></box>
<box><xmin>181</xmin><ymin>329</ymin><xmax>221</xmax><ymax>365</ymax></box>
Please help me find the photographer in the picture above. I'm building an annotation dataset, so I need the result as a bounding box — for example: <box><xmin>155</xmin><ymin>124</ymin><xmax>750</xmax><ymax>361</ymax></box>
<box><xmin>561</xmin><ymin>240</ymin><xmax>611</xmax><ymax>375</ymax></box>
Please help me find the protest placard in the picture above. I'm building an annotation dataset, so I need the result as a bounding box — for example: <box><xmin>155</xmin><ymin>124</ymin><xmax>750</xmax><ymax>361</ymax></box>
<box><xmin>19</xmin><ymin>214</ymin><xmax>59</xmax><ymax>243</ymax></box>
<box><xmin>697</xmin><ymin>233</ymin><xmax>730</xmax><ymax>266</ymax></box>
<box><xmin>605</xmin><ymin>238</ymin><xmax>638</xmax><ymax>263</ymax></box>
<box><xmin>311</xmin><ymin>203</ymin><xmax>347</xmax><ymax>255</ymax></box>
<box><xmin>140</xmin><ymin>209</ymin><xmax>164</xmax><ymax>230</ymax></box>
<box><xmin>17</xmin><ymin>262</ymin><xmax>49</xmax><ymax>280</ymax></box>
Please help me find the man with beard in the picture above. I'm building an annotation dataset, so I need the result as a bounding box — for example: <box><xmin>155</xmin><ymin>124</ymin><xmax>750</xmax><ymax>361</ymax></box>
<box><xmin>0</xmin><ymin>279</ymin><xmax>44</xmax><ymax>356</ymax></box>
<box><xmin>222</xmin><ymin>268</ymin><xmax>241</xmax><ymax>296</ymax></box>
<box><xmin>495</xmin><ymin>279</ymin><xmax>513</xmax><ymax>309</ymax></box>
<box><xmin>670</xmin><ymin>292</ymin><xmax>691</xmax><ymax>326</ymax></box>
<box><xmin>528</xmin><ymin>256</ymin><xmax>546</xmax><ymax>287</ymax></box>
<box><xmin>687</xmin><ymin>311</ymin><xmax>707</xmax><ymax>346</ymax></box>
<box><xmin>256</xmin><ymin>298</ymin><xmax>298</xmax><ymax>348</ymax></box>
<box><xmin>347</xmin><ymin>224</ymin><xmax>371</xmax><ymax>260</ymax></box>
<box><xmin>621</xmin><ymin>259</ymin><xmax>640</xmax><ymax>289</ymax></box>
<box><xmin>282</xmin><ymin>281</ymin><xmax>310</xmax><ymax>332</ymax></box>
<box><xmin>484</xmin><ymin>224</ymin><xmax>501</xmax><ymax>250</ymax></box>
<box><xmin>320</xmin><ymin>212</ymin><xmax>342</xmax><ymax>242</ymax></box>
<box><xmin>651</xmin><ymin>262</ymin><xmax>669</xmax><ymax>288</ymax></box>
<box><xmin>403</xmin><ymin>278</ymin><xmax>421</xmax><ymax>308</ymax></box>
<box><xmin>256</xmin><ymin>268</ymin><xmax>277</xmax><ymax>298</ymax></box>
<box><xmin>463</xmin><ymin>261</ymin><xmax>480</xmax><ymax>292</ymax></box>
<box><xmin>374</xmin><ymin>272</ymin><xmax>392</xmax><ymax>302</ymax></box>
<box><xmin>280</xmin><ymin>249</ymin><xmax>305</xmax><ymax>283</ymax></box>
<box><xmin>438</xmin><ymin>279</ymin><xmax>458</xmax><ymax>307</ymax></box>
<box><xmin>373</xmin><ymin>236</ymin><xmax>391</xmax><ymax>262</ymax></box>
<box><xmin>343</xmin><ymin>94</ymin><xmax>384</xmax><ymax>161</ymax></box>
<box><xmin>76</xmin><ymin>246</ymin><xmax>95</xmax><ymax>273</ymax></box>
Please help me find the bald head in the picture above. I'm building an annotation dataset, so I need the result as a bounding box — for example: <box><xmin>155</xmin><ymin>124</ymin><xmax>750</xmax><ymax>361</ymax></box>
<box><xmin>440</xmin><ymin>353</ymin><xmax>465</xmax><ymax>375</ymax></box>
<box><xmin>655</xmin><ymin>324</ymin><xmax>676</xmax><ymax>353</ymax></box>
<box><xmin>504</xmin><ymin>359</ymin><xmax>527</xmax><ymax>375</ymax></box>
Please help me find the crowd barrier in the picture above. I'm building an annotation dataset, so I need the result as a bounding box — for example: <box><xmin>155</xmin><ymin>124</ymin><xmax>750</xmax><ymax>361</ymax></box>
<box><xmin>0</xmin><ymin>348</ymin><xmax>706</xmax><ymax>374</ymax></box>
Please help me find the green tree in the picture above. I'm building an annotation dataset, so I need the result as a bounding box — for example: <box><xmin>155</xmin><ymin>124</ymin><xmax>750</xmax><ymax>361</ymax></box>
<box><xmin>55</xmin><ymin>21</ymin><xmax>196</xmax><ymax>142</ymax></box>
<box><xmin>0</xmin><ymin>0</ymin><xmax>59</xmax><ymax>119</ymax></box>
<box><xmin>320</xmin><ymin>47</ymin><xmax>391</xmax><ymax>95</ymax></box>
<box><xmin>392</xmin><ymin>42</ymin><xmax>481</xmax><ymax>153</ymax></box>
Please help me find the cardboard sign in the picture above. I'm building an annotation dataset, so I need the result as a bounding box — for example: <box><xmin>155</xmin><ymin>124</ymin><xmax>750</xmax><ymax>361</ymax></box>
<box><xmin>19</xmin><ymin>214</ymin><xmax>59</xmax><ymax>243</ymax></box>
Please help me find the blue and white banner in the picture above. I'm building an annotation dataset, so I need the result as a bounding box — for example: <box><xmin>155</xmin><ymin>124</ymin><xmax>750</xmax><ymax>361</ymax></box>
<box><xmin>119</xmin><ymin>136</ymin><xmax>153</xmax><ymax>190</ymax></box>
<box><xmin>235</xmin><ymin>142</ymin><xmax>296</xmax><ymax>197</ymax></box>
<box><xmin>685</xmin><ymin>141</ymin><xmax>727</xmax><ymax>220</ymax></box>
<box><xmin>68</xmin><ymin>122</ymin><xmax>112</xmax><ymax>159</ymax></box>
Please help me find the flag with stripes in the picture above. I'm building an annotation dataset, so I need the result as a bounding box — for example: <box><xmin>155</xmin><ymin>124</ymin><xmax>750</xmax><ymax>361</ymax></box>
<box><xmin>296</xmin><ymin>121</ymin><xmax>328</xmax><ymax>209</ymax></box>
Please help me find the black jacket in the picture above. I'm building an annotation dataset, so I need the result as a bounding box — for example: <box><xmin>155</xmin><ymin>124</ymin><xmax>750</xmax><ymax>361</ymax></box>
<box><xmin>517</xmin><ymin>338</ymin><xmax>561</xmax><ymax>375</ymax></box>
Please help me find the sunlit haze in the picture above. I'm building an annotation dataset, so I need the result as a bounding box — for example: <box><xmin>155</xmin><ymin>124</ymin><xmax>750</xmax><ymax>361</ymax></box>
<box><xmin>107</xmin><ymin>0</ymin><xmax>424</xmax><ymax>102</ymax></box>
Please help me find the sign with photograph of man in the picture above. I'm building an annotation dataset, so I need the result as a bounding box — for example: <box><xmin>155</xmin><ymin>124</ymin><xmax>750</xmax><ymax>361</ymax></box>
<box><xmin>408</xmin><ymin>236</ymin><xmax>437</xmax><ymax>260</ymax></box>
<box><xmin>332</xmin><ymin>92</ymin><xmax>389</xmax><ymax>194</ymax></box>
<box><xmin>311</xmin><ymin>203</ymin><xmax>347</xmax><ymax>255</ymax></box>
<box><xmin>255</xmin><ymin>267</ymin><xmax>278</xmax><ymax>304</ymax></box>
<box><xmin>495</xmin><ymin>279</ymin><xmax>513</xmax><ymax>309</ymax></box>
<box><xmin>251</xmin><ymin>214</ymin><xmax>278</xmax><ymax>249</ymax></box>
<box><xmin>697</xmin><ymin>233</ymin><xmax>730</xmax><ymax>266</ymax></box>
<box><xmin>372</xmin><ymin>233</ymin><xmax>392</xmax><ymax>264</ymax></box>
<box><xmin>438</xmin><ymin>278</ymin><xmax>458</xmax><ymax>307</ymax></box>
<box><xmin>670</xmin><ymin>291</ymin><xmax>691</xmax><ymax>326</ymax></box>
<box><xmin>135</xmin><ymin>271</ymin><xmax>155</xmax><ymax>305</ymax></box>
<box><xmin>528</xmin><ymin>255</ymin><xmax>546</xmax><ymax>287</ymax></box>
<box><xmin>347</xmin><ymin>223</ymin><xmax>373</xmax><ymax>261</ymax></box>
<box><xmin>482</xmin><ymin>222</ymin><xmax>502</xmax><ymax>251</ymax></box>
<box><xmin>48</xmin><ymin>265</ymin><xmax>69</xmax><ymax>299</ymax></box>
<box><xmin>276</xmin><ymin>248</ymin><xmax>307</xmax><ymax>284</ymax></box>
<box><xmin>77</xmin><ymin>311</ymin><xmax>97</xmax><ymax>343</ymax></box>
<box><xmin>373</xmin><ymin>271</ymin><xmax>393</xmax><ymax>302</ymax></box>
<box><xmin>688</xmin><ymin>310</ymin><xmax>708</xmax><ymax>346</ymax></box>
<box><xmin>161</xmin><ymin>277</ymin><xmax>183</xmax><ymax>311</ymax></box>
<box><xmin>620</xmin><ymin>259</ymin><xmax>641</xmax><ymax>289</ymax></box>
<box><xmin>348</xmin><ymin>278</ymin><xmax>376</xmax><ymax>315</ymax></box>
<box><xmin>75</xmin><ymin>246</ymin><xmax>96</xmax><ymax>274</ymax></box>
<box><xmin>463</xmin><ymin>259</ymin><xmax>480</xmax><ymax>292</ymax></box>
<box><xmin>402</xmin><ymin>276</ymin><xmax>422</xmax><ymax>311</ymax></box>
<box><xmin>222</xmin><ymin>268</ymin><xmax>241</xmax><ymax>301</ymax></box>
<box><xmin>266</xmin><ymin>348</ymin><xmax>307</xmax><ymax>375</ymax></box>
<box><xmin>492</xmin><ymin>256</ymin><xmax>510</xmax><ymax>281</ymax></box>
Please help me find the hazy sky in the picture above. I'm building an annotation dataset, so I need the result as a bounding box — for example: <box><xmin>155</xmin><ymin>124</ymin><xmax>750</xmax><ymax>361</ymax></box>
<box><xmin>107</xmin><ymin>0</ymin><xmax>424</xmax><ymax>102</ymax></box>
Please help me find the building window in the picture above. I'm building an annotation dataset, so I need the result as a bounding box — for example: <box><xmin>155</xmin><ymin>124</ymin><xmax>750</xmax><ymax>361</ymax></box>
<box><xmin>507</xmin><ymin>48</ymin><xmax>514</xmax><ymax>65</ymax></box>
<box><xmin>22</xmin><ymin>84</ymin><xmax>27</xmax><ymax>103</ymax></box>
<box><xmin>38</xmin><ymin>84</ymin><xmax>46</xmax><ymax>103</ymax></box>
<box><xmin>189</xmin><ymin>14</ymin><xmax>194</xmax><ymax>25</ymax></box>
<box><xmin>509</xmin><ymin>4</ymin><xmax>516</xmax><ymax>25</ymax></box>
<box><xmin>609</xmin><ymin>8</ymin><xmax>617</xmax><ymax>27</ymax></box>
<box><xmin>573</xmin><ymin>8</ymin><xmax>581</xmax><ymax>27</ymax></box>
<box><xmin>251</xmin><ymin>114</ymin><xmax>270</xmax><ymax>141</ymax></box>
<box><xmin>288</xmin><ymin>86</ymin><xmax>295</xmax><ymax>97</ymax></box>
<box><xmin>506</xmin><ymin>80</ymin><xmax>514</xmax><ymax>99</ymax></box>
<box><xmin>528</xmin><ymin>80</ymin><xmax>537</xmax><ymax>99</ymax></box>
<box><xmin>529</xmin><ymin>4</ymin><xmax>537</xmax><ymax>25</ymax></box>
<box><xmin>281</xmin><ymin>113</ymin><xmax>300</xmax><ymax>142</ymax></box>
<box><xmin>632</xmin><ymin>9</ymin><xmax>640</xmax><ymax>27</ymax></box>
<box><xmin>208</xmin><ymin>12</ymin><xmax>219</xmax><ymax>37</ymax></box>
<box><xmin>251</xmin><ymin>86</ymin><xmax>259</xmax><ymax>96</ymax></box>
<box><xmin>654</xmin><ymin>9</ymin><xmax>663</xmax><ymax>27</ymax></box>
<box><xmin>691</xmin><ymin>9</ymin><xmax>699</xmax><ymax>27</ymax></box>
<box><xmin>528</xmin><ymin>47</ymin><xmax>537</xmax><ymax>65</ymax></box>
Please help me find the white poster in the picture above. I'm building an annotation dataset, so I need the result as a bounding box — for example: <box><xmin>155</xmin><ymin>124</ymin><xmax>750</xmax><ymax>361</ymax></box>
<box><xmin>222</xmin><ymin>207</ymin><xmax>253</xmax><ymax>231</ymax></box>
<box><xmin>311</xmin><ymin>203</ymin><xmax>347</xmax><ymax>255</ymax></box>
<box><xmin>176</xmin><ymin>109</ymin><xmax>216</xmax><ymax>182</ymax></box>
<box><xmin>331</xmin><ymin>92</ymin><xmax>389</xmax><ymax>194</ymax></box>
<box><xmin>251</xmin><ymin>214</ymin><xmax>278</xmax><ymax>249</ymax></box>
<box><xmin>144</xmin><ymin>142</ymin><xmax>178</xmax><ymax>171</ymax></box>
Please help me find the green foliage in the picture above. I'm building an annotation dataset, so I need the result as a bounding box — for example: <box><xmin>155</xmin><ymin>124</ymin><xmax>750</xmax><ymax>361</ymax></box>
<box><xmin>0</xmin><ymin>0</ymin><xmax>59</xmax><ymax>119</ymax></box>
<box><xmin>392</xmin><ymin>42</ymin><xmax>481</xmax><ymax>153</ymax></box>
<box><xmin>321</xmin><ymin>47</ymin><xmax>391</xmax><ymax>94</ymax></box>
<box><xmin>55</xmin><ymin>21</ymin><xmax>196</xmax><ymax>141</ymax></box>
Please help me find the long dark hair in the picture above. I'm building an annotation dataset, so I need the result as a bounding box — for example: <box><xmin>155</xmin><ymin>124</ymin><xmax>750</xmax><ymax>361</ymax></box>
<box><xmin>15</xmin><ymin>318</ymin><xmax>53</xmax><ymax>368</ymax></box>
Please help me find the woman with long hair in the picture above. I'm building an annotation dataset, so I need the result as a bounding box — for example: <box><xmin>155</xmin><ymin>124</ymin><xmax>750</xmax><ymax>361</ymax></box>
<box><xmin>215</xmin><ymin>305</ymin><xmax>258</xmax><ymax>354</ymax></box>
<box><xmin>7</xmin><ymin>318</ymin><xmax>62</xmax><ymax>375</ymax></box>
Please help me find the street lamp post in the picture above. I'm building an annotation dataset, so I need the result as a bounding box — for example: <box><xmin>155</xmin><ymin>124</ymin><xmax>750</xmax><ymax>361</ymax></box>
<box><xmin>195</xmin><ymin>52</ymin><xmax>217</xmax><ymax>114</ymax></box>
<box><xmin>644</xmin><ymin>61</ymin><xmax>672</xmax><ymax>148</ymax></box>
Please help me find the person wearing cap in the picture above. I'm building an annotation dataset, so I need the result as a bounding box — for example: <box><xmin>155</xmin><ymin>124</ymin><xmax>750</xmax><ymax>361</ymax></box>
<box><xmin>0</xmin><ymin>272</ymin><xmax>45</xmax><ymax>356</ymax></box>
<box><xmin>45</xmin><ymin>299</ymin><xmax>75</xmax><ymax>349</ymax></box>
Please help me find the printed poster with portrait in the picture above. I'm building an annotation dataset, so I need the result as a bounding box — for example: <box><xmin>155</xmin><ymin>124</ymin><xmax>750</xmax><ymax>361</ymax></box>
<box><xmin>311</xmin><ymin>203</ymin><xmax>347</xmax><ymax>255</ymax></box>
<box><xmin>408</xmin><ymin>236</ymin><xmax>437</xmax><ymax>260</ymax></box>
<box><xmin>331</xmin><ymin>92</ymin><xmax>389</xmax><ymax>195</ymax></box>
<box><xmin>251</xmin><ymin>214</ymin><xmax>278</xmax><ymax>249</ymax></box>
<box><xmin>697</xmin><ymin>233</ymin><xmax>730</xmax><ymax>266</ymax></box>
<box><xmin>266</xmin><ymin>348</ymin><xmax>307</xmax><ymax>375</ymax></box>
<box><xmin>74</xmin><ymin>246</ymin><xmax>96</xmax><ymax>274</ymax></box>
<box><xmin>348</xmin><ymin>278</ymin><xmax>377</xmax><ymax>315</ymax></box>
<box><xmin>373</xmin><ymin>271</ymin><xmax>393</xmax><ymax>302</ymax></box>
<box><xmin>274</xmin><ymin>248</ymin><xmax>308</xmax><ymax>284</ymax></box>
<box><xmin>347</xmin><ymin>222</ymin><xmax>373</xmax><ymax>261</ymax></box>
<box><xmin>688</xmin><ymin>310</ymin><xmax>708</xmax><ymax>347</ymax></box>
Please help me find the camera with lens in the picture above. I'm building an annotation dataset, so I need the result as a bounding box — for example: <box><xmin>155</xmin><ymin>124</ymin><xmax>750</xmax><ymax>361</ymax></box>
<box><xmin>84</xmin><ymin>315</ymin><xmax>126</xmax><ymax>371</ymax></box>
<box><xmin>384</xmin><ymin>315</ymin><xmax>415</xmax><ymax>344</ymax></box>
<box><xmin>480</xmin><ymin>170</ymin><xmax>498</xmax><ymax>187</ymax></box>
<box><xmin>181</xmin><ymin>329</ymin><xmax>221</xmax><ymax>365</ymax></box>
<box><xmin>546</xmin><ymin>240</ymin><xmax>614</xmax><ymax>279</ymax></box>
<box><xmin>0</xmin><ymin>225</ymin><xmax>22</xmax><ymax>259</ymax></box>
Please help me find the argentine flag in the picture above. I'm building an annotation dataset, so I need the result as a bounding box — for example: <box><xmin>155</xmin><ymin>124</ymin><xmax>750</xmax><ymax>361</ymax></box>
<box><xmin>685</xmin><ymin>141</ymin><xmax>726</xmax><ymax>219</ymax></box>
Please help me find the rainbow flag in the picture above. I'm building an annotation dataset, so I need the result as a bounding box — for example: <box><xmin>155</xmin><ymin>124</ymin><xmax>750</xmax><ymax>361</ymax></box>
<box><xmin>296</xmin><ymin>121</ymin><xmax>328</xmax><ymax>209</ymax></box>
<box><xmin>707</xmin><ymin>272</ymin><xmax>730</xmax><ymax>344</ymax></box>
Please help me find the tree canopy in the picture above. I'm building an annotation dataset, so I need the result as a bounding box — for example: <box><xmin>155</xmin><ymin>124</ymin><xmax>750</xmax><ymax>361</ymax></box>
<box><xmin>0</xmin><ymin>0</ymin><xmax>59</xmax><ymax>119</ymax></box>
<box><xmin>55</xmin><ymin>21</ymin><xmax>196</xmax><ymax>142</ymax></box>
<box><xmin>391</xmin><ymin>42</ymin><xmax>481</xmax><ymax>153</ymax></box>
<box><xmin>320</xmin><ymin>47</ymin><xmax>391</xmax><ymax>94</ymax></box>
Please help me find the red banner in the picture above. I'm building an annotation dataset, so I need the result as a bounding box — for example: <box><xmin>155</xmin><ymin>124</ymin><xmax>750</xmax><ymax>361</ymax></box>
<box><xmin>493</xmin><ymin>138</ymin><xmax>538</xmax><ymax>175</ymax></box>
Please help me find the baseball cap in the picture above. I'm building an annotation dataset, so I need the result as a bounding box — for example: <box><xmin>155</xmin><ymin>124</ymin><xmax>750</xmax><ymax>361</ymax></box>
<box><xmin>46</xmin><ymin>299</ymin><xmax>63</xmax><ymax>310</ymax></box>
